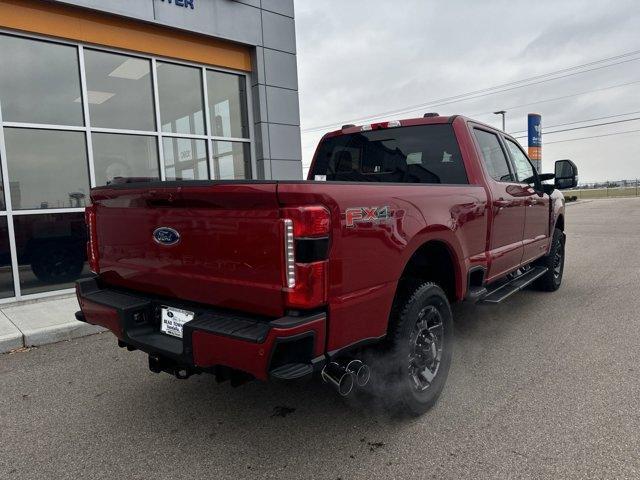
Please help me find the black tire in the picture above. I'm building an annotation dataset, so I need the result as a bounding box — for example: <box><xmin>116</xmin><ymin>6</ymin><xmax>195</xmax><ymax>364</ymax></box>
<box><xmin>533</xmin><ymin>227</ymin><xmax>565</xmax><ymax>291</ymax></box>
<box><xmin>375</xmin><ymin>282</ymin><xmax>454</xmax><ymax>416</ymax></box>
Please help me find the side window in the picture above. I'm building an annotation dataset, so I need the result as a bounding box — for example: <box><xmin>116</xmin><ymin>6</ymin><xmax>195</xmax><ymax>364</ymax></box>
<box><xmin>505</xmin><ymin>138</ymin><xmax>535</xmax><ymax>184</ymax></box>
<box><xmin>473</xmin><ymin>129</ymin><xmax>513</xmax><ymax>182</ymax></box>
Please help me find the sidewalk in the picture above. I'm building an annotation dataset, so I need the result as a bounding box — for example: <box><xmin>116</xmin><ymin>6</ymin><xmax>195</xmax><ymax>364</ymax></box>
<box><xmin>0</xmin><ymin>295</ymin><xmax>104</xmax><ymax>353</ymax></box>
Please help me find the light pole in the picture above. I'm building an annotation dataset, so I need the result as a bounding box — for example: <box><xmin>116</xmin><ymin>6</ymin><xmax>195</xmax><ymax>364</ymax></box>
<box><xmin>493</xmin><ymin>110</ymin><xmax>506</xmax><ymax>132</ymax></box>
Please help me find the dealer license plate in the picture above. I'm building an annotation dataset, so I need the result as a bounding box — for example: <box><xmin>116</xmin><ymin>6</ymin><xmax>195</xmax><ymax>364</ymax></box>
<box><xmin>160</xmin><ymin>306</ymin><xmax>194</xmax><ymax>338</ymax></box>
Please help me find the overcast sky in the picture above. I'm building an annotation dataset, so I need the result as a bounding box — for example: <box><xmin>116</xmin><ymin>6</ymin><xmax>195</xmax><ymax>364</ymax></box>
<box><xmin>294</xmin><ymin>0</ymin><xmax>640</xmax><ymax>183</ymax></box>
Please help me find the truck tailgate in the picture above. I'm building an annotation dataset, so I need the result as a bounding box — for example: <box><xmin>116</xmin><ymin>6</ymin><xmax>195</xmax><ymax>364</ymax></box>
<box><xmin>91</xmin><ymin>183</ymin><xmax>284</xmax><ymax>317</ymax></box>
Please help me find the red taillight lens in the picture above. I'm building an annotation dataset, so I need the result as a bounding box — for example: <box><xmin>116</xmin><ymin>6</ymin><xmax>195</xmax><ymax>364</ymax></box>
<box><xmin>285</xmin><ymin>262</ymin><xmax>327</xmax><ymax>309</ymax></box>
<box><xmin>85</xmin><ymin>205</ymin><xmax>99</xmax><ymax>274</ymax></box>
<box><xmin>281</xmin><ymin>206</ymin><xmax>331</xmax><ymax>309</ymax></box>
<box><xmin>281</xmin><ymin>206</ymin><xmax>330</xmax><ymax>237</ymax></box>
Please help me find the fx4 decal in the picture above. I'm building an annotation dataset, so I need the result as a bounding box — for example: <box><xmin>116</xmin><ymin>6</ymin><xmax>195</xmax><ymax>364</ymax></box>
<box><xmin>345</xmin><ymin>206</ymin><xmax>392</xmax><ymax>228</ymax></box>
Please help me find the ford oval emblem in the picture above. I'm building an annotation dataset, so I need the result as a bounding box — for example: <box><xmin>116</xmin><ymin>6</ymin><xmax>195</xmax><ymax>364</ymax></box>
<box><xmin>153</xmin><ymin>227</ymin><xmax>180</xmax><ymax>246</ymax></box>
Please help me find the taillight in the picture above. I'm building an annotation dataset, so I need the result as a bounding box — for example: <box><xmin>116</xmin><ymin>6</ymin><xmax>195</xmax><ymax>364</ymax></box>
<box><xmin>281</xmin><ymin>206</ymin><xmax>330</xmax><ymax>309</ymax></box>
<box><xmin>85</xmin><ymin>204</ymin><xmax>100</xmax><ymax>274</ymax></box>
<box><xmin>283</xmin><ymin>219</ymin><xmax>296</xmax><ymax>288</ymax></box>
<box><xmin>283</xmin><ymin>206</ymin><xmax>331</xmax><ymax>237</ymax></box>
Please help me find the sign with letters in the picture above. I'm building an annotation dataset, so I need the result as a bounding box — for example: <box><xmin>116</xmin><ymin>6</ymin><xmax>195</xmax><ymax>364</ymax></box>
<box><xmin>160</xmin><ymin>0</ymin><xmax>195</xmax><ymax>10</ymax></box>
<box><xmin>528</xmin><ymin>113</ymin><xmax>542</xmax><ymax>168</ymax></box>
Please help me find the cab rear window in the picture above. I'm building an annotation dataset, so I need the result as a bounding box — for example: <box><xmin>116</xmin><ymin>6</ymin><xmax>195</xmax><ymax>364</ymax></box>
<box><xmin>310</xmin><ymin>124</ymin><xmax>468</xmax><ymax>184</ymax></box>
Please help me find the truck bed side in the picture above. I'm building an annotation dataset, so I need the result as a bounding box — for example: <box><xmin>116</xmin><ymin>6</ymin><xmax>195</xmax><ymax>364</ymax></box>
<box><xmin>277</xmin><ymin>182</ymin><xmax>488</xmax><ymax>352</ymax></box>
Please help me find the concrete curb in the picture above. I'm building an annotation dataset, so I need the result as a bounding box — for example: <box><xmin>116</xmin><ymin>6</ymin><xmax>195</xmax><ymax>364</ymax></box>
<box><xmin>0</xmin><ymin>295</ymin><xmax>105</xmax><ymax>354</ymax></box>
<box><xmin>0</xmin><ymin>331</ymin><xmax>24</xmax><ymax>353</ymax></box>
<box><xmin>0</xmin><ymin>311</ymin><xmax>23</xmax><ymax>353</ymax></box>
<box><xmin>21</xmin><ymin>322</ymin><xmax>106</xmax><ymax>348</ymax></box>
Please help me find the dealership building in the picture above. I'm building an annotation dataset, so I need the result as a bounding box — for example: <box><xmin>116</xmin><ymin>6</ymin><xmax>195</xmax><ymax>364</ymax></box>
<box><xmin>0</xmin><ymin>0</ymin><xmax>302</xmax><ymax>303</ymax></box>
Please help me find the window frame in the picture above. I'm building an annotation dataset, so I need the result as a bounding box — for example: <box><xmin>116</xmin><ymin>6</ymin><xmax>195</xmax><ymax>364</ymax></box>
<box><xmin>502</xmin><ymin>135</ymin><xmax>542</xmax><ymax>190</ymax></box>
<box><xmin>82</xmin><ymin>47</ymin><xmax>157</xmax><ymax>132</ymax></box>
<box><xmin>0</xmin><ymin>33</ymin><xmax>85</xmax><ymax>127</ymax></box>
<box><xmin>0</xmin><ymin>28</ymin><xmax>255</xmax><ymax>302</ymax></box>
<box><xmin>471</xmin><ymin>126</ymin><xmax>516</xmax><ymax>184</ymax></box>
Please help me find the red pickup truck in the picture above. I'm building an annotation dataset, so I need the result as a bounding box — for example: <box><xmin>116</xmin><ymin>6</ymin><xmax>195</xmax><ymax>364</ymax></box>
<box><xmin>75</xmin><ymin>114</ymin><xmax>577</xmax><ymax>415</ymax></box>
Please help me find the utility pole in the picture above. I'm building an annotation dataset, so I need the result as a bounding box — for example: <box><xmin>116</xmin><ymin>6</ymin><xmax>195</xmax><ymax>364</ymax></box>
<box><xmin>493</xmin><ymin>110</ymin><xmax>506</xmax><ymax>132</ymax></box>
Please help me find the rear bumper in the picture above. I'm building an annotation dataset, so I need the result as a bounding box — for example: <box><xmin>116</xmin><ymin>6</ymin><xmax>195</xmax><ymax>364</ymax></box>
<box><xmin>75</xmin><ymin>278</ymin><xmax>326</xmax><ymax>380</ymax></box>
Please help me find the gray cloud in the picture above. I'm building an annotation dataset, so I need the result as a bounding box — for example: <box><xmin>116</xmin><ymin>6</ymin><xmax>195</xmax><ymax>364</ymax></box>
<box><xmin>294</xmin><ymin>0</ymin><xmax>640</xmax><ymax>182</ymax></box>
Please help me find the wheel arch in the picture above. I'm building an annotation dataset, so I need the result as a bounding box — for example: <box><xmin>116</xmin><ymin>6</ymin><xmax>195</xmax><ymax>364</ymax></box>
<box><xmin>395</xmin><ymin>239</ymin><xmax>462</xmax><ymax>304</ymax></box>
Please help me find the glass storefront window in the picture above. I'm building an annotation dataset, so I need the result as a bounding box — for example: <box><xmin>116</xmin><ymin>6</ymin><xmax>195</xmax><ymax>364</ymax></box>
<box><xmin>163</xmin><ymin>138</ymin><xmax>208</xmax><ymax>180</ymax></box>
<box><xmin>92</xmin><ymin>133</ymin><xmax>160</xmax><ymax>186</ymax></box>
<box><xmin>13</xmin><ymin>213</ymin><xmax>90</xmax><ymax>295</ymax></box>
<box><xmin>0</xmin><ymin>217</ymin><xmax>15</xmax><ymax>298</ymax></box>
<box><xmin>157</xmin><ymin>62</ymin><xmax>205</xmax><ymax>135</ymax></box>
<box><xmin>3</xmin><ymin>128</ymin><xmax>90</xmax><ymax>210</ymax></box>
<box><xmin>207</xmin><ymin>70</ymin><xmax>249</xmax><ymax>139</ymax></box>
<box><xmin>211</xmin><ymin>142</ymin><xmax>250</xmax><ymax>180</ymax></box>
<box><xmin>0</xmin><ymin>35</ymin><xmax>84</xmax><ymax>126</ymax></box>
<box><xmin>0</xmin><ymin>32</ymin><xmax>253</xmax><ymax>299</ymax></box>
<box><xmin>84</xmin><ymin>49</ymin><xmax>156</xmax><ymax>131</ymax></box>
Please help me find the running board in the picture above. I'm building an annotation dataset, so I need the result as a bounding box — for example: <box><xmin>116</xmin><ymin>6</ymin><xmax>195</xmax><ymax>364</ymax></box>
<box><xmin>479</xmin><ymin>266</ymin><xmax>548</xmax><ymax>304</ymax></box>
<box><xmin>269</xmin><ymin>363</ymin><xmax>313</xmax><ymax>381</ymax></box>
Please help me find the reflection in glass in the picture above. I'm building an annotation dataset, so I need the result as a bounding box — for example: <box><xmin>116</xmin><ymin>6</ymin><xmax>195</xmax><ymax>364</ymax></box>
<box><xmin>212</xmin><ymin>142</ymin><xmax>250</xmax><ymax>180</ymax></box>
<box><xmin>0</xmin><ymin>217</ymin><xmax>15</xmax><ymax>298</ymax></box>
<box><xmin>505</xmin><ymin>139</ymin><xmax>534</xmax><ymax>183</ymax></box>
<box><xmin>14</xmin><ymin>213</ymin><xmax>91</xmax><ymax>295</ymax></box>
<box><xmin>0</xmin><ymin>162</ymin><xmax>5</xmax><ymax>210</ymax></box>
<box><xmin>84</xmin><ymin>49</ymin><xmax>155</xmax><ymax>131</ymax></box>
<box><xmin>93</xmin><ymin>133</ymin><xmax>160</xmax><ymax>186</ymax></box>
<box><xmin>0</xmin><ymin>34</ymin><xmax>83</xmax><ymax>126</ymax></box>
<box><xmin>207</xmin><ymin>70</ymin><xmax>249</xmax><ymax>139</ymax></box>
<box><xmin>3</xmin><ymin>129</ymin><xmax>90</xmax><ymax>210</ymax></box>
<box><xmin>163</xmin><ymin>138</ymin><xmax>208</xmax><ymax>180</ymax></box>
<box><xmin>473</xmin><ymin>129</ymin><xmax>513</xmax><ymax>182</ymax></box>
<box><xmin>157</xmin><ymin>62</ymin><xmax>205</xmax><ymax>135</ymax></box>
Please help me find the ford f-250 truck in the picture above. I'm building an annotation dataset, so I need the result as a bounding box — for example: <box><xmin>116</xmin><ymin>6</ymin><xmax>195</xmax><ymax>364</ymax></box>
<box><xmin>75</xmin><ymin>114</ymin><xmax>578</xmax><ymax>415</ymax></box>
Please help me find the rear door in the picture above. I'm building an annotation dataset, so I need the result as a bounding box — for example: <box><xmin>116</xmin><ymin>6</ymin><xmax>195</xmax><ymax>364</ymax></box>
<box><xmin>504</xmin><ymin>138</ymin><xmax>550</xmax><ymax>264</ymax></box>
<box><xmin>472</xmin><ymin>128</ymin><xmax>526</xmax><ymax>281</ymax></box>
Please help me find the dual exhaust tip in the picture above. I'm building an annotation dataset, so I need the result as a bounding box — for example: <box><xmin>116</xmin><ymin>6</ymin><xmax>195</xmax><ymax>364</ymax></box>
<box><xmin>321</xmin><ymin>359</ymin><xmax>370</xmax><ymax>396</ymax></box>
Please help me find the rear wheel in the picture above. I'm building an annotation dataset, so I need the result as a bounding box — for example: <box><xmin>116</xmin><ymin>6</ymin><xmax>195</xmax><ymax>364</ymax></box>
<box><xmin>376</xmin><ymin>282</ymin><xmax>453</xmax><ymax>416</ymax></box>
<box><xmin>533</xmin><ymin>227</ymin><xmax>565</xmax><ymax>292</ymax></box>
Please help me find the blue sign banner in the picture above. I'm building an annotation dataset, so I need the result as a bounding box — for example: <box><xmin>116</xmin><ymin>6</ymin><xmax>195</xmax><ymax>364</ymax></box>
<box><xmin>528</xmin><ymin>114</ymin><xmax>542</xmax><ymax>148</ymax></box>
<box><xmin>527</xmin><ymin>113</ymin><xmax>542</xmax><ymax>163</ymax></box>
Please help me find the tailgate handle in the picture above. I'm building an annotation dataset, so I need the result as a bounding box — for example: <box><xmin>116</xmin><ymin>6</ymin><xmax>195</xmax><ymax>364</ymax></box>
<box><xmin>144</xmin><ymin>190</ymin><xmax>179</xmax><ymax>204</ymax></box>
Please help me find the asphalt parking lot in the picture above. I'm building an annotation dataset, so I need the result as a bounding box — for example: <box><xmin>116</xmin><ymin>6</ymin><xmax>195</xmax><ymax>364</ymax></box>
<box><xmin>1</xmin><ymin>197</ymin><xmax>639</xmax><ymax>479</ymax></box>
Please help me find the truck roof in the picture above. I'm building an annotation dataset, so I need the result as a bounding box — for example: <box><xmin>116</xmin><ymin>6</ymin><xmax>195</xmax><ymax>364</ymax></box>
<box><xmin>324</xmin><ymin>114</ymin><xmax>502</xmax><ymax>139</ymax></box>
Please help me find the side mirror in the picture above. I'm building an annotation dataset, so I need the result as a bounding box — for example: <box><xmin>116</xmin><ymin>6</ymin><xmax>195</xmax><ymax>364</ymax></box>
<box><xmin>538</xmin><ymin>172</ymin><xmax>556</xmax><ymax>195</ymax></box>
<box><xmin>538</xmin><ymin>173</ymin><xmax>555</xmax><ymax>182</ymax></box>
<box><xmin>554</xmin><ymin>159</ymin><xmax>578</xmax><ymax>190</ymax></box>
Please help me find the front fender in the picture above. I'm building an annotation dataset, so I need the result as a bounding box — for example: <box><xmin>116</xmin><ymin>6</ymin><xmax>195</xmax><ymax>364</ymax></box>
<box><xmin>549</xmin><ymin>190</ymin><xmax>565</xmax><ymax>252</ymax></box>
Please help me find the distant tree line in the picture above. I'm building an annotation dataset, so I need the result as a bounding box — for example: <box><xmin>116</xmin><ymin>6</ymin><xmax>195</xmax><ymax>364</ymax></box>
<box><xmin>574</xmin><ymin>179</ymin><xmax>639</xmax><ymax>189</ymax></box>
